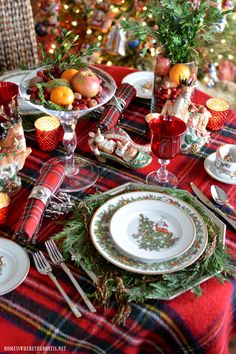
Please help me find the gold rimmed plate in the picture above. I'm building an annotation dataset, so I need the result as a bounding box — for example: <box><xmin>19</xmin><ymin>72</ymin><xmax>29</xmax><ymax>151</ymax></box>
<box><xmin>90</xmin><ymin>191</ymin><xmax>208</xmax><ymax>275</ymax></box>
<box><xmin>109</xmin><ymin>199</ymin><xmax>196</xmax><ymax>263</ymax></box>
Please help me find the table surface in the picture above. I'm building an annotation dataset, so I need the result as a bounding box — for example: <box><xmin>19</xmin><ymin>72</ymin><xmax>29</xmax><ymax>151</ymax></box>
<box><xmin>0</xmin><ymin>66</ymin><xmax>236</xmax><ymax>354</ymax></box>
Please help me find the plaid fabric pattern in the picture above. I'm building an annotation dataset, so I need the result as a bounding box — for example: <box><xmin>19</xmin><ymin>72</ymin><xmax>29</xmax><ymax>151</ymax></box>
<box><xmin>13</xmin><ymin>164</ymin><xmax>65</xmax><ymax>243</ymax></box>
<box><xmin>0</xmin><ymin>66</ymin><xmax>236</xmax><ymax>353</ymax></box>
<box><xmin>98</xmin><ymin>83</ymin><xmax>137</xmax><ymax>132</ymax></box>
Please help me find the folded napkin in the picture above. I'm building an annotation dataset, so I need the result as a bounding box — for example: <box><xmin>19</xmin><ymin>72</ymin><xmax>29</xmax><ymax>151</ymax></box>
<box><xmin>98</xmin><ymin>83</ymin><xmax>136</xmax><ymax>132</ymax></box>
<box><xmin>13</xmin><ymin>164</ymin><xmax>65</xmax><ymax>243</ymax></box>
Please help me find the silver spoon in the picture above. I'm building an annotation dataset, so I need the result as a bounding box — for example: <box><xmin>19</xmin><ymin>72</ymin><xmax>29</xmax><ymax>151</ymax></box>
<box><xmin>211</xmin><ymin>185</ymin><xmax>236</xmax><ymax>216</ymax></box>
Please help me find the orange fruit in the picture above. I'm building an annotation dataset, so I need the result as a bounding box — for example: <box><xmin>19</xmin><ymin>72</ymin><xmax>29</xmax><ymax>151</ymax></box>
<box><xmin>50</xmin><ymin>86</ymin><xmax>74</xmax><ymax>106</ymax></box>
<box><xmin>61</xmin><ymin>68</ymin><xmax>79</xmax><ymax>83</ymax></box>
<box><xmin>169</xmin><ymin>64</ymin><xmax>191</xmax><ymax>84</ymax></box>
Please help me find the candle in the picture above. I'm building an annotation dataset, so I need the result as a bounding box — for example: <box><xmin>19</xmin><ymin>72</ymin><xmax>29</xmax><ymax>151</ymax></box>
<box><xmin>206</xmin><ymin>98</ymin><xmax>229</xmax><ymax>131</ymax></box>
<box><xmin>0</xmin><ymin>192</ymin><xmax>10</xmax><ymax>224</ymax></box>
<box><xmin>34</xmin><ymin>116</ymin><xmax>61</xmax><ymax>151</ymax></box>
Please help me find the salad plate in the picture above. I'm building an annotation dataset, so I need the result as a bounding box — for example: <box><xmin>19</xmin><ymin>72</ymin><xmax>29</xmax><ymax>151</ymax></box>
<box><xmin>0</xmin><ymin>238</ymin><xmax>30</xmax><ymax>295</ymax></box>
<box><xmin>90</xmin><ymin>191</ymin><xmax>208</xmax><ymax>275</ymax></box>
<box><xmin>109</xmin><ymin>199</ymin><xmax>195</xmax><ymax>262</ymax></box>
<box><xmin>121</xmin><ymin>71</ymin><xmax>154</xmax><ymax>99</ymax></box>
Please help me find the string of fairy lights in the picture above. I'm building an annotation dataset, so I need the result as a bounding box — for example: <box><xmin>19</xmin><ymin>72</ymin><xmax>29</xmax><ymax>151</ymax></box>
<box><xmin>32</xmin><ymin>0</ymin><xmax>236</xmax><ymax>76</ymax></box>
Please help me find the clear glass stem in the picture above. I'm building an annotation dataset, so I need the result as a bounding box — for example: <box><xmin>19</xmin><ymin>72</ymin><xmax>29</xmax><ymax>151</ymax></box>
<box><xmin>60</xmin><ymin>118</ymin><xmax>78</xmax><ymax>176</ymax></box>
<box><xmin>156</xmin><ymin>159</ymin><xmax>170</xmax><ymax>182</ymax></box>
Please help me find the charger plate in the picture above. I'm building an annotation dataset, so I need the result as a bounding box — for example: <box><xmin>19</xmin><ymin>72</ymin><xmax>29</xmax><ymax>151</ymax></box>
<box><xmin>109</xmin><ymin>199</ymin><xmax>196</xmax><ymax>263</ymax></box>
<box><xmin>90</xmin><ymin>191</ymin><xmax>208</xmax><ymax>274</ymax></box>
<box><xmin>0</xmin><ymin>238</ymin><xmax>30</xmax><ymax>295</ymax></box>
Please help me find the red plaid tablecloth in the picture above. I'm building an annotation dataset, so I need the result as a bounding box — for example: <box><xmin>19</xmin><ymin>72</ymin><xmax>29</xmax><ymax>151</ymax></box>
<box><xmin>0</xmin><ymin>66</ymin><xmax>236</xmax><ymax>354</ymax></box>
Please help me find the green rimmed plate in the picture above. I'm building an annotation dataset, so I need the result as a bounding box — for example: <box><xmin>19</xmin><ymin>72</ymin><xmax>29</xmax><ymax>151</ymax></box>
<box><xmin>90</xmin><ymin>191</ymin><xmax>208</xmax><ymax>274</ymax></box>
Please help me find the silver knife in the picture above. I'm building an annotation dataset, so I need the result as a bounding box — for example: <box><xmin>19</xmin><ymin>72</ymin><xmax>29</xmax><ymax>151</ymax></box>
<box><xmin>190</xmin><ymin>182</ymin><xmax>236</xmax><ymax>231</ymax></box>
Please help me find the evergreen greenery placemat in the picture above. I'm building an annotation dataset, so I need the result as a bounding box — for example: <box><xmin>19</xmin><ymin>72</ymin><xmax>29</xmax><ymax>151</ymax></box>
<box><xmin>54</xmin><ymin>183</ymin><xmax>232</xmax><ymax>324</ymax></box>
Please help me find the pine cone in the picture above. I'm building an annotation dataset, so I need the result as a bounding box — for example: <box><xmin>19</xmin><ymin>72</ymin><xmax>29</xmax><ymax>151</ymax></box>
<box><xmin>190</xmin><ymin>143</ymin><xmax>199</xmax><ymax>154</ymax></box>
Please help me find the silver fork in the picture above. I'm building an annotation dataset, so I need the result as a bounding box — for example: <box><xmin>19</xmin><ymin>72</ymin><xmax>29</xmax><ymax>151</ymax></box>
<box><xmin>33</xmin><ymin>251</ymin><xmax>81</xmax><ymax>317</ymax></box>
<box><xmin>45</xmin><ymin>240</ymin><xmax>96</xmax><ymax>313</ymax></box>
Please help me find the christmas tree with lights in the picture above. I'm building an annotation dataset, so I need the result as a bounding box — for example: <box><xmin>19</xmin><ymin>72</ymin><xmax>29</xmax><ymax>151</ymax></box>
<box><xmin>31</xmin><ymin>0</ymin><xmax>236</xmax><ymax>81</ymax></box>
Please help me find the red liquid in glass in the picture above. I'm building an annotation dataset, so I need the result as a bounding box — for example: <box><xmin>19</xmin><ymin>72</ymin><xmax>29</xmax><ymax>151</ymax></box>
<box><xmin>0</xmin><ymin>82</ymin><xmax>18</xmax><ymax>117</ymax></box>
<box><xmin>149</xmin><ymin>115</ymin><xmax>186</xmax><ymax>159</ymax></box>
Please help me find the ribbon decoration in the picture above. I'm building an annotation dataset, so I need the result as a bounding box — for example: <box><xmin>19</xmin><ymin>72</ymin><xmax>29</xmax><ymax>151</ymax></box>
<box><xmin>13</xmin><ymin>164</ymin><xmax>65</xmax><ymax>243</ymax></box>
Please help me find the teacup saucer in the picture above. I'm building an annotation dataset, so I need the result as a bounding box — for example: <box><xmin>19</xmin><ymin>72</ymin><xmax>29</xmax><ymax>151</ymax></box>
<box><xmin>204</xmin><ymin>152</ymin><xmax>236</xmax><ymax>185</ymax></box>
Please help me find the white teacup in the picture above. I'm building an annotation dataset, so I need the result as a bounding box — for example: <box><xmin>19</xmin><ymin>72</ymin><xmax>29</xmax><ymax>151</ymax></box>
<box><xmin>215</xmin><ymin>144</ymin><xmax>236</xmax><ymax>180</ymax></box>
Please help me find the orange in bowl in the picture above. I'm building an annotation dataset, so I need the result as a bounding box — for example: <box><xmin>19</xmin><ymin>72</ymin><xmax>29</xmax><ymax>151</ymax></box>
<box><xmin>169</xmin><ymin>64</ymin><xmax>191</xmax><ymax>84</ymax></box>
<box><xmin>61</xmin><ymin>68</ymin><xmax>79</xmax><ymax>83</ymax></box>
<box><xmin>50</xmin><ymin>86</ymin><xmax>74</xmax><ymax>106</ymax></box>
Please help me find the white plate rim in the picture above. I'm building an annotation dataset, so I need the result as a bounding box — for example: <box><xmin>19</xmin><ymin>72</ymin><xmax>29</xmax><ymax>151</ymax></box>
<box><xmin>0</xmin><ymin>69</ymin><xmax>31</xmax><ymax>84</ymax></box>
<box><xmin>121</xmin><ymin>71</ymin><xmax>154</xmax><ymax>99</ymax></box>
<box><xmin>109</xmin><ymin>199</ymin><xmax>196</xmax><ymax>262</ymax></box>
<box><xmin>204</xmin><ymin>152</ymin><xmax>236</xmax><ymax>185</ymax></box>
<box><xmin>0</xmin><ymin>238</ymin><xmax>30</xmax><ymax>295</ymax></box>
<box><xmin>90</xmin><ymin>191</ymin><xmax>208</xmax><ymax>275</ymax></box>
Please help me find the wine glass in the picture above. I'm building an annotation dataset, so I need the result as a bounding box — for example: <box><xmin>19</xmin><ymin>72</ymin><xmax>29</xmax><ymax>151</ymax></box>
<box><xmin>19</xmin><ymin>66</ymin><xmax>116</xmax><ymax>192</ymax></box>
<box><xmin>146</xmin><ymin>114</ymin><xmax>187</xmax><ymax>188</ymax></box>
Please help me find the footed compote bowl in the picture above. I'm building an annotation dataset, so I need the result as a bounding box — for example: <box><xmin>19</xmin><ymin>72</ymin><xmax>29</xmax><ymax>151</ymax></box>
<box><xmin>19</xmin><ymin>66</ymin><xmax>116</xmax><ymax>192</ymax></box>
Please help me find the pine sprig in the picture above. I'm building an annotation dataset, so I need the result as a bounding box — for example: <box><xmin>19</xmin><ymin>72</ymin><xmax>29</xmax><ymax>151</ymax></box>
<box><xmin>52</xmin><ymin>184</ymin><xmax>233</xmax><ymax>322</ymax></box>
<box><xmin>120</xmin><ymin>0</ymin><xmax>236</xmax><ymax>64</ymax></box>
<box><xmin>39</xmin><ymin>30</ymin><xmax>99</xmax><ymax>70</ymax></box>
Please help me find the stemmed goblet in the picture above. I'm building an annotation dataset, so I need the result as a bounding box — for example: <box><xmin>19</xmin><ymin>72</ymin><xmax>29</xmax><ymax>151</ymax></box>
<box><xmin>146</xmin><ymin>114</ymin><xmax>187</xmax><ymax>188</ymax></box>
<box><xmin>19</xmin><ymin>66</ymin><xmax>116</xmax><ymax>192</ymax></box>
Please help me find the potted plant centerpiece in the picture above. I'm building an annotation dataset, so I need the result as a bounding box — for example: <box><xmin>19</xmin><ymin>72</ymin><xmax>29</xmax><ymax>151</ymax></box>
<box><xmin>121</xmin><ymin>0</ymin><xmax>235</xmax><ymax>112</ymax></box>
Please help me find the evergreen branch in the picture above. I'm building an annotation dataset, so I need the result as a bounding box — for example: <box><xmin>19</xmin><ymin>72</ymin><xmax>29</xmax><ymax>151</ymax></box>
<box><xmin>120</xmin><ymin>0</ymin><xmax>236</xmax><ymax>64</ymax></box>
<box><xmin>52</xmin><ymin>184</ymin><xmax>232</xmax><ymax>322</ymax></box>
<box><xmin>39</xmin><ymin>30</ymin><xmax>99</xmax><ymax>70</ymax></box>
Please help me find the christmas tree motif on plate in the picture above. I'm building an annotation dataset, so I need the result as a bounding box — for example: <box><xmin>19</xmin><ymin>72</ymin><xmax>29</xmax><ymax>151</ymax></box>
<box><xmin>132</xmin><ymin>214</ymin><xmax>179</xmax><ymax>251</ymax></box>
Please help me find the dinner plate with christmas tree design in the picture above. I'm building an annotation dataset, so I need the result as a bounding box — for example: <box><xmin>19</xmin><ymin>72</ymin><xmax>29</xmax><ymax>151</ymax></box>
<box><xmin>90</xmin><ymin>191</ymin><xmax>208</xmax><ymax>274</ymax></box>
<box><xmin>109</xmin><ymin>199</ymin><xmax>196</xmax><ymax>263</ymax></box>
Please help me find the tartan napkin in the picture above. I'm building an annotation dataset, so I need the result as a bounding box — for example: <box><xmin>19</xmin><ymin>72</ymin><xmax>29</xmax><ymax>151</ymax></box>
<box><xmin>13</xmin><ymin>164</ymin><xmax>65</xmax><ymax>243</ymax></box>
<box><xmin>98</xmin><ymin>83</ymin><xmax>136</xmax><ymax>132</ymax></box>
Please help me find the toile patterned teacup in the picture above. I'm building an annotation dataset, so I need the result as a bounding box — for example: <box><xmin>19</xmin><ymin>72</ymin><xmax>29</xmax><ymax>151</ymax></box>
<box><xmin>215</xmin><ymin>144</ymin><xmax>236</xmax><ymax>180</ymax></box>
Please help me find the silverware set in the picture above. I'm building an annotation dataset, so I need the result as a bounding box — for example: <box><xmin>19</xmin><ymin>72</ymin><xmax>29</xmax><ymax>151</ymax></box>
<box><xmin>33</xmin><ymin>239</ymin><xmax>96</xmax><ymax>317</ymax></box>
<box><xmin>190</xmin><ymin>182</ymin><xmax>236</xmax><ymax>230</ymax></box>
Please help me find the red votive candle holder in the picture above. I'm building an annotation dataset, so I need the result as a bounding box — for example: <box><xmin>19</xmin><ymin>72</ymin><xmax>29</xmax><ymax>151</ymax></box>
<box><xmin>34</xmin><ymin>116</ymin><xmax>61</xmax><ymax>151</ymax></box>
<box><xmin>0</xmin><ymin>192</ymin><xmax>10</xmax><ymax>224</ymax></box>
<box><xmin>206</xmin><ymin>97</ymin><xmax>230</xmax><ymax>131</ymax></box>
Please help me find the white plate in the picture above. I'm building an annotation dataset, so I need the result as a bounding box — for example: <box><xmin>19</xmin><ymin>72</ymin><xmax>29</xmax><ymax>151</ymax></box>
<box><xmin>0</xmin><ymin>70</ymin><xmax>37</xmax><ymax>112</ymax></box>
<box><xmin>90</xmin><ymin>191</ymin><xmax>208</xmax><ymax>275</ymax></box>
<box><xmin>121</xmin><ymin>71</ymin><xmax>154</xmax><ymax>99</ymax></box>
<box><xmin>110</xmin><ymin>199</ymin><xmax>195</xmax><ymax>262</ymax></box>
<box><xmin>0</xmin><ymin>238</ymin><xmax>30</xmax><ymax>295</ymax></box>
<box><xmin>204</xmin><ymin>152</ymin><xmax>236</xmax><ymax>185</ymax></box>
